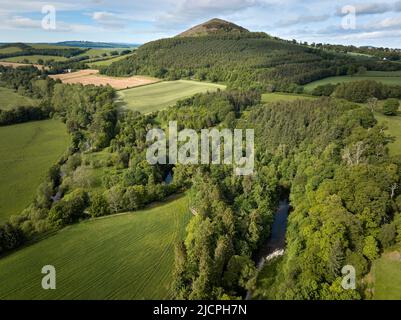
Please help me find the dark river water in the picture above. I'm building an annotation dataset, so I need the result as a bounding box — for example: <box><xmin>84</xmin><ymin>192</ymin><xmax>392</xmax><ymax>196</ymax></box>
<box><xmin>254</xmin><ymin>199</ymin><xmax>290</xmax><ymax>268</ymax></box>
<box><xmin>246</xmin><ymin>198</ymin><xmax>290</xmax><ymax>299</ymax></box>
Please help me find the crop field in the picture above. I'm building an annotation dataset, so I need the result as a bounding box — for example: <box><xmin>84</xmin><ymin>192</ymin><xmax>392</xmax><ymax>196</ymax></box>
<box><xmin>87</xmin><ymin>54</ymin><xmax>132</xmax><ymax>68</ymax></box>
<box><xmin>117</xmin><ymin>80</ymin><xmax>226</xmax><ymax>113</ymax></box>
<box><xmin>0</xmin><ymin>87</ymin><xmax>39</xmax><ymax>110</ymax></box>
<box><xmin>0</xmin><ymin>195</ymin><xmax>191</xmax><ymax>299</ymax></box>
<box><xmin>49</xmin><ymin>69</ymin><xmax>159</xmax><ymax>90</ymax></box>
<box><xmin>262</xmin><ymin>92</ymin><xmax>317</xmax><ymax>103</ymax></box>
<box><xmin>304</xmin><ymin>71</ymin><xmax>401</xmax><ymax>92</ymax></box>
<box><xmin>372</xmin><ymin>251</ymin><xmax>401</xmax><ymax>299</ymax></box>
<box><xmin>0</xmin><ymin>120</ymin><xmax>69</xmax><ymax>222</ymax></box>
<box><xmin>2</xmin><ymin>55</ymin><xmax>67</xmax><ymax>64</ymax></box>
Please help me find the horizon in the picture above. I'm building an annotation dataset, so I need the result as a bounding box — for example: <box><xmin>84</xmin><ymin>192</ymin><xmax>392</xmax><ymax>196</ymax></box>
<box><xmin>1</xmin><ymin>0</ymin><xmax>401</xmax><ymax>48</ymax></box>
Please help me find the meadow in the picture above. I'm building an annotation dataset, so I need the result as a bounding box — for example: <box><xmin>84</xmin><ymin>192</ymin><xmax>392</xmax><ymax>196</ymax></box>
<box><xmin>262</xmin><ymin>92</ymin><xmax>317</xmax><ymax>103</ymax></box>
<box><xmin>1</xmin><ymin>55</ymin><xmax>67</xmax><ymax>63</ymax></box>
<box><xmin>0</xmin><ymin>195</ymin><xmax>191</xmax><ymax>299</ymax></box>
<box><xmin>372</xmin><ymin>250</ymin><xmax>401</xmax><ymax>299</ymax></box>
<box><xmin>0</xmin><ymin>87</ymin><xmax>39</xmax><ymax>110</ymax></box>
<box><xmin>0</xmin><ymin>46</ymin><xmax>23</xmax><ymax>54</ymax></box>
<box><xmin>117</xmin><ymin>80</ymin><xmax>226</xmax><ymax>113</ymax></box>
<box><xmin>304</xmin><ymin>71</ymin><xmax>401</xmax><ymax>92</ymax></box>
<box><xmin>0</xmin><ymin>120</ymin><xmax>69</xmax><ymax>222</ymax></box>
<box><xmin>374</xmin><ymin>103</ymin><xmax>401</xmax><ymax>156</ymax></box>
<box><xmin>87</xmin><ymin>54</ymin><xmax>132</xmax><ymax>68</ymax></box>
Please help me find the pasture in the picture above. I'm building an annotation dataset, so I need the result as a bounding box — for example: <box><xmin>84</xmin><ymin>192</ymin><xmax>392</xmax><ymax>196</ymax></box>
<box><xmin>0</xmin><ymin>87</ymin><xmax>38</xmax><ymax>110</ymax></box>
<box><xmin>372</xmin><ymin>251</ymin><xmax>401</xmax><ymax>300</ymax></box>
<box><xmin>262</xmin><ymin>92</ymin><xmax>317</xmax><ymax>103</ymax></box>
<box><xmin>87</xmin><ymin>54</ymin><xmax>132</xmax><ymax>68</ymax></box>
<box><xmin>0</xmin><ymin>196</ymin><xmax>191</xmax><ymax>299</ymax></box>
<box><xmin>375</xmin><ymin>110</ymin><xmax>401</xmax><ymax>155</ymax></box>
<box><xmin>117</xmin><ymin>80</ymin><xmax>226</xmax><ymax>113</ymax></box>
<box><xmin>1</xmin><ymin>55</ymin><xmax>67</xmax><ymax>64</ymax></box>
<box><xmin>49</xmin><ymin>69</ymin><xmax>159</xmax><ymax>90</ymax></box>
<box><xmin>304</xmin><ymin>71</ymin><xmax>401</xmax><ymax>92</ymax></box>
<box><xmin>0</xmin><ymin>120</ymin><xmax>69</xmax><ymax>222</ymax></box>
<box><xmin>0</xmin><ymin>46</ymin><xmax>23</xmax><ymax>54</ymax></box>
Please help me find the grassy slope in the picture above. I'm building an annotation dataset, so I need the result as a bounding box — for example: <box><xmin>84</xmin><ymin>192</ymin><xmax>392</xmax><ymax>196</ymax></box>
<box><xmin>117</xmin><ymin>80</ymin><xmax>226</xmax><ymax>113</ymax></box>
<box><xmin>262</xmin><ymin>92</ymin><xmax>317</xmax><ymax>103</ymax></box>
<box><xmin>88</xmin><ymin>54</ymin><xmax>132</xmax><ymax>68</ymax></box>
<box><xmin>1</xmin><ymin>55</ymin><xmax>67</xmax><ymax>63</ymax></box>
<box><xmin>0</xmin><ymin>196</ymin><xmax>191</xmax><ymax>300</ymax></box>
<box><xmin>0</xmin><ymin>46</ymin><xmax>23</xmax><ymax>54</ymax></box>
<box><xmin>304</xmin><ymin>71</ymin><xmax>401</xmax><ymax>92</ymax></box>
<box><xmin>372</xmin><ymin>251</ymin><xmax>401</xmax><ymax>299</ymax></box>
<box><xmin>0</xmin><ymin>120</ymin><xmax>69</xmax><ymax>222</ymax></box>
<box><xmin>0</xmin><ymin>87</ymin><xmax>39</xmax><ymax>110</ymax></box>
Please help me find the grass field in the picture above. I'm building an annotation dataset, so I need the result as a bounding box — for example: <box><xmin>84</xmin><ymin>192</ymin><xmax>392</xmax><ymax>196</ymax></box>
<box><xmin>87</xmin><ymin>54</ymin><xmax>132</xmax><ymax>68</ymax></box>
<box><xmin>1</xmin><ymin>55</ymin><xmax>67</xmax><ymax>63</ymax></box>
<box><xmin>0</xmin><ymin>120</ymin><xmax>69</xmax><ymax>222</ymax></box>
<box><xmin>374</xmin><ymin>102</ymin><xmax>401</xmax><ymax>155</ymax></box>
<box><xmin>372</xmin><ymin>251</ymin><xmax>401</xmax><ymax>299</ymax></box>
<box><xmin>0</xmin><ymin>87</ymin><xmax>38</xmax><ymax>110</ymax></box>
<box><xmin>0</xmin><ymin>46</ymin><xmax>23</xmax><ymax>54</ymax></box>
<box><xmin>117</xmin><ymin>80</ymin><xmax>226</xmax><ymax>113</ymax></box>
<box><xmin>304</xmin><ymin>71</ymin><xmax>401</xmax><ymax>92</ymax></box>
<box><xmin>0</xmin><ymin>195</ymin><xmax>191</xmax><ymax>299</ymax></box>
<box><xmin>262</xmin><ymin>92</ymin><xmax>317</xmax><ymax>103</ymax></box>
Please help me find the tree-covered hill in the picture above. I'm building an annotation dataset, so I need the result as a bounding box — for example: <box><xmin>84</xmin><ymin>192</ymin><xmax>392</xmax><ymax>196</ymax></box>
<box><xmin>102</xmin><ymin>22</ymin><xmax>401</xmax><ymax>92</ymax></box>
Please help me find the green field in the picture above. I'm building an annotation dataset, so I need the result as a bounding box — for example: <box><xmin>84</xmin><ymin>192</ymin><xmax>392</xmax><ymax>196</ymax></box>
<box><xmin>117</xmin><ymin>80</ymin><xmax>226</xmax><ymax>113</ymax></box>
<box><xmin>372</xmin><ymin>251</ymin><xmax>401</xmax><ymax>299</ymax></box>
<box><xmin>304</xmin><ymin>71</ymin><xmax>401</xmax><ymax>92</ymax></box>
<box><xmin>0</xmin><ymin>46</ymin><xmax>23</xmax><ymax>54</ymax></box>
<box><xmin>87</xmin><ymin>54</ymin><xmax>132</xmax><ymax>68</ymax></box>
<box><xmin>262</xmin><ymin>92</ymin><xmax>317</xmax><ymax>103</ymax></box>
<box><xmin>0</xmin><ymin>196</ymin><xmax>191</xmax><ymax>299</ymax></box>
<box><xmin>0</xmin><ymin>120</ymin><xmax>69</xmax><ymax>222</ymax></box>
<box><xmin>1</xmin><ymin>55</ymin><xmax>67</xmax><ymax>63</ymax></box>
<box><xmin>375</xmin><ymin>106</ymin><xmax>401</xmax><ymax>155</ymax></box>
<box><xmin>0</xmin><ymin>87</ymin><xmax>38</xmax><ymax>110</ymax></box>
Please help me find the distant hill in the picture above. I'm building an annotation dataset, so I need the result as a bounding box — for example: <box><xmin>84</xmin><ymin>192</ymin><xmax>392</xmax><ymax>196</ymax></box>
<box><xmin>103</xmin><ymin>19</ymin><xmax>400</xmax><ymax>91</ymax></box>
<box><xmin>178</xmin><ymin>18</ymin><xmax>249</xmax><ymax>37</ymax></box>
<box><xmin>53</xmin><ymin>41</ymin><xmax>139</xmax><ymax>48</ymax></box>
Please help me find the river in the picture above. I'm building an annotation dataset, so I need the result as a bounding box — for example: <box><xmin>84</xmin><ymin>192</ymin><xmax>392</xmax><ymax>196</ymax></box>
<box><xmin>246</xmin><ymin>198</ymin><xmax>290</xmax><ymax>299</ymax></box>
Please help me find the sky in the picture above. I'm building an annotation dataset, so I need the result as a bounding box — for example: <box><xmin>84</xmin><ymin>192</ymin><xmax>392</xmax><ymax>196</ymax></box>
<box><xmin>0</xmin><ymin>0</ymin><xmax>401</xmax><ymax>48</ymax></box>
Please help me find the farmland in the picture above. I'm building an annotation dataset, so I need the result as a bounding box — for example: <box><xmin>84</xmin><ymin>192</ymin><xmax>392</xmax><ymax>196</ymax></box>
<box><xmin>49</xmin><ymin>69</ymin><xmax>159</xmax><ymax>90</ymax></box>
<box><xmin>1</xmin><ymin>55</ymin><xmax>67</xmax><ymax>64</ymax></box>
<box><xmin>0</xmin><ymin>120</ymin><xmax>69</xmax><ymax>222</ymax></box>
<box><xmin>87</xmin><ymin>54</ymin><xmax>132</xmax><ymax>68</ymax></box>
<box><xmin>304</xmin><ymin>71</ymin><xmax>401</xmax><ymax>92</ymax></box>
<box><xmin>371</xmin><ymin>251</ymin><xmax>401</xmax><ymax>300</ymax></box>
<box><xmin>0</xmin><ymin>87</ymin><xmax>39</xmax><ymax>110</ymax></box>
<box><xmin>262</xmin><ymin>92</ymin><xmax>317</xmax><ymax>103</ymax></box>
<box><xmin>117</xmin><ymin>80</ymin><xmax>226</xmax><ymax>113</ymax></box>
<box><xmin>0</xmin><ymin>195</ymin><xmax>191</xmax><ymax>300</ymax></box>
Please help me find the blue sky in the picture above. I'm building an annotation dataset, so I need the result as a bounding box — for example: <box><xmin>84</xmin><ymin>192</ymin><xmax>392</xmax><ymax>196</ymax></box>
<box><xmin>0</xmin><ymin>0</ymin><xmax>401</xmax><ymax>47</ymax></box>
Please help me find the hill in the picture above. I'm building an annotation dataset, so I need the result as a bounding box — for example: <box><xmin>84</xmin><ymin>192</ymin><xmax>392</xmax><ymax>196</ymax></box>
<box><xmin>178</xmin><ymin>18</ymin><xmax>249</xmax><ymax>37</ymax></box>
<box><xmin>103</xmin><ymin>19</ymin><xmax>401</xmax><ymax>91</ymax></box>
<box><xmin>54</xmin><ymin>41</ymin><xmax>138</xmax><ymax>48</ymax></box>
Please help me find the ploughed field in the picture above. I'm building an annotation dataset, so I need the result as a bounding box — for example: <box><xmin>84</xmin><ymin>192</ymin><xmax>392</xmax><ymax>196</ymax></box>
<box><xmin>49</xmin><ymin>69</ymin><xmax>159</xmax><ymax>90</ymax></box>
<box><xmin>0</xmin><ymin>196</ymin><xmax>191</xmax><ymax>299</ymax></box>
<box><xmin>0</xmin><ymin>120</ymin><xmax>69</xmax><ymax>222</ymax></box>
<box><xmin>117</xmin><ymin>80</ymin><xmax>226</xmax><ymax>113</ymax></box>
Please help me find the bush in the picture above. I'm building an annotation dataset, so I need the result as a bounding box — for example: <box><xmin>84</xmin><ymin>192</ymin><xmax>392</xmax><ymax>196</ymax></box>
<box><xmin>89</xmin><ymin>192</ymin><xmax>110</xmax><ymax>218</ymax></box>
<box><xmin>382</xmin><ymin>98</ymin><xmax>400</xmax><ymax>116</ymax></box>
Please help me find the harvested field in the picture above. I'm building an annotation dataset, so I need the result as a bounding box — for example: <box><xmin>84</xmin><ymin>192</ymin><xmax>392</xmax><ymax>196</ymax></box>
<box><xmin>49</xmin><ymin>69</ymin><xmax>159</xmax><ymax>90</ymax></box>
